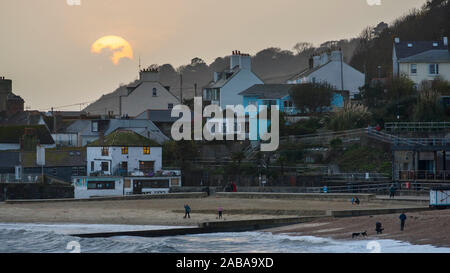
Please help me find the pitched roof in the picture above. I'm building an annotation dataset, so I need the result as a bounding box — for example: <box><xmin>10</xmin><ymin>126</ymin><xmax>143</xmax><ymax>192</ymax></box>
<box><xmin>239</xmin><ymin>84</ymin><xmax>296</xmax><ymax>99</ymax></box>
<box><xmin>0</xmin><ymin>125</ymin><xmax>54</xmax><ymax>145</ymax></box>
<box><xmin>287</xmin><ymin>61</ymin><xmax>331</xmax><ymax>82</ymax></box>
<box><xmin>21</xmin><ymin>148</ymin><xmax>86</xmax><ymax>168</ymax></box>
<box><xmin>394</xmin><ymin>40</ymin><xmax>448</xmax><ymax>60</ymax></box>
<box><xmin>0</xmin><ymin>111</ymin><xmax>44</xmax><ymax>126</ymax></box>
<box><xmin>398</xmin><ymin>49</ymin><xmax>450</xmax><ymax>63</ymax></box>
<box><xmin>204</xmin><ymin>67</ymin><xmax>241</xmax><ymax>89</ymax></box>
<box><xmin>87</xmin><ymin>130</ymin><xmax>161</xmax><ymax>147</ymax></box>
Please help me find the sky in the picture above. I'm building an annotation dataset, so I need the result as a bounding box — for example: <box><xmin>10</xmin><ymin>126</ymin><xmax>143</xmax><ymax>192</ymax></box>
<box><xmin>0</xmin><ymin>0</ymin><xmax>428</xmax><ymax>111</ymax></box>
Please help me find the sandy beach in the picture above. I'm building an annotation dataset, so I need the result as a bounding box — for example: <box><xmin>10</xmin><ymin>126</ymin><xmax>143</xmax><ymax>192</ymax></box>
<box><xmin>266</xmin><ymin>209</ymin><xmax>450</xmax><ymax>248</ymax></box>
<box><xmin>0</xmin><ymin>197</ymin><xmax>414</xmax><ymax>226</ymax></box>
<box><xmin>1</xmin><ymin>196</ymin><xmax>447</xmax><ymax>248</ymax></box>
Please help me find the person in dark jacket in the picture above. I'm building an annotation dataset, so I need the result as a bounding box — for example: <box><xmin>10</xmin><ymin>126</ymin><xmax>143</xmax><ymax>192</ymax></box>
<box><xmin>389</xmin><ymin>185</ymin><xmax>396</xmax><ymax>198</ymax></box>
<box><xmin>399</xmin><ymin>213</ymin><xmax>407</xmax><ymax>231</ymax></box>
<box><xmin>376</xmin><ymin>222</ymin><xmax>384</xmax><ymax>234</ymax></box>
<box><xmin>184</xmin><ymin>204</ymin><xmax>191</xmax><ymax>219</ymax></box>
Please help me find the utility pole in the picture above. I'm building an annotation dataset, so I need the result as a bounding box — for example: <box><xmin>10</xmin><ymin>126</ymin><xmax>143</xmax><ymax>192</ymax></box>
<box><xmin>194</xmin><ymin>83</ymin><xmax>198</xmax><ymax>97</ymax></box>
<box><xmin>340</xmin><ymin>48</ymin><xmax>344</xmax><ymax>91</ymax></box>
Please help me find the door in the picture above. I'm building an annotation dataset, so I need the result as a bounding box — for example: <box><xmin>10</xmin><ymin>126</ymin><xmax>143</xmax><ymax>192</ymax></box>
<box><xmin>133</xmin><ymin>181</ymin><xmax>143</xmax><ymax>195</ymax></box>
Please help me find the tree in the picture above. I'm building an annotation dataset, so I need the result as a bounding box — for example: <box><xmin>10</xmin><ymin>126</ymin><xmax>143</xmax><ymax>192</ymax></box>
<box><xmin>290</xmin><ymin>83</ymin><xmax>334</xmax><ymax>114</ymax></box>
<box><xmin>292</xmin><ymin>42</ymin><xmax>314</xmax><ymax>55</ymax></box>
<box><xmin>412</xmin><ymin>89</ymin><xmax>445</xmax><ymax>121</ymax></box>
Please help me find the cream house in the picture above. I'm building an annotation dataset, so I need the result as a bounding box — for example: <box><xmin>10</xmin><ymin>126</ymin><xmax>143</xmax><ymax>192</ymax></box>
<box><xmin>393</xmin><ymin>37</ymin><xmax>450</xmax><ymax>88</ymax></box>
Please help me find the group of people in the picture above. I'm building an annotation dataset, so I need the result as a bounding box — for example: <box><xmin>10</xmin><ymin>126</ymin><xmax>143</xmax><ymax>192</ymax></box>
<box><xmin>183</xmin><ymin>204</ymin><xmax>225</xmax><ymax>220</ymax></box>
<box><xmin>374</xmin><ymin>212</ymin><xmax>408</xmax><ymax>235</ymax></box>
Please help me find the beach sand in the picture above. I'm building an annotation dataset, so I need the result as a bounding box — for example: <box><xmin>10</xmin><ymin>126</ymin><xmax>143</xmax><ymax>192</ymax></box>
<box><xmin>0</xmin><ymin>196</ymin><xmax>418</xmax><ymax>226</ymax></box>
<box><xmin>1</xmin><ymin>196</ymin><xmax>445</xmax><ymax>248</ymax></box>
<box><xmin>265</xmin><ymin>209</ymin><xmax>450</xmax><ymax>248</ymax></box>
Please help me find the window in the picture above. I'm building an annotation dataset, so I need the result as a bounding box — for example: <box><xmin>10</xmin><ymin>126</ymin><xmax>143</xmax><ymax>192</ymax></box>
<box><xmin>152</xmin><ymin>88</ymin><xmax>157</xmax><ymax>97</ymax></box>
<box><xmin>121</xmin><ymin>161</ymin><xmax>128</xmax><ymax>172</ymax></box>
<box><xmin>92</xmin><ymin>121</ymin><xmax>98</xmax><ymax>132</ymax></box>
<box><xmin>143</xmin><ymin>147</ymin><xmax>150</xmax><ymax>155</ymax></box>
<box><xmin>429</xmin><ymin>64</ymin><xmax>439</xmax><ymax>75</ymax></box>
<box><xmin>168</xmin><ymin>103</ymin><xmax>174</xmax><ymax>109</ymax></box>
<box><xmin>91</xmin><ymin>161</ymin><xmax>94</xmax><ymax>171</ymax></box>
<box><xmin>139</xmin><ymin>161</ymin><xmax>155</xmax><ymax>173</ymax></box>
<box><xmin>52</xmin><ymin>168</ymin><xmax>57</xmax><ymax>175</ymax></box>
<box><xmin>87</xmin><ymin>181</ymin><xmax>115</xmax><ymax>190</ymax></box>
<box><xmin>121</xmin><ymin>146</ymin><xmax>128</xmax><ymax>155</ymax></box>
<box><xmin>410</xmin><ymin>64</ymin><xmax>417</xmax><ymax>74</ymax></box>
<box><xmin>101</xmin><ymin>147</ymin><xmax>109</xmax><ymax>156</ymax></box>
<box><xmin>72</xmin><ymin>167</ymin><xmax>78</xmax><ymax>176</ymax></box>
<box><xmin>101</xmin><ymin>162</ymin><xmax>109</xmax><ymax>172</ymax></box>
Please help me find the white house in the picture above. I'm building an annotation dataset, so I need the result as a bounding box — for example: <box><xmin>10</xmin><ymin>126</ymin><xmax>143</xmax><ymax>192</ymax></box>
<box><xmin>73</xmin><ymin>129</ymin><xmax>181</xmax><ymax>199</ymax></box>
<box><xmin>86</xmin><ymin>130</ymin><xmax>162</xmax><ymax>176</ymax></box>
<box><xmin>203</xmin><ymin>51</ymin><xmax>264</xmax><ymax>109</ymax></box>
<box><xmin>84</xmin><ymin>68</ymin><xmax>180</xmax><ymax>117</ymax></box>
<box><xmin>393</xmin><ymin>37</ymin><xmax>450</xmax><ymax>88</ymax></box>
<box><xmin>287</xmin><ymin>50</ymin><xmax>365</xmax><ymax>98</ymax></box>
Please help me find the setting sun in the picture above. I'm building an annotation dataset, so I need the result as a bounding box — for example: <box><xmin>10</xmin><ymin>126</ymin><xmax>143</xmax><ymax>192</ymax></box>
<box><xmin>91</xmin><ymin>35</ymin><xmax>134</xmax><ymax>65</ymax></box>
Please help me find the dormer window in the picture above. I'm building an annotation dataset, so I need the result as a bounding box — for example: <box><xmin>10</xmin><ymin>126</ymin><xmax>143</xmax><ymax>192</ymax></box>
<box><xmin>152</xmin><ymin>88</ymin><xmax>157</xmax><ymax>97</ymax></box>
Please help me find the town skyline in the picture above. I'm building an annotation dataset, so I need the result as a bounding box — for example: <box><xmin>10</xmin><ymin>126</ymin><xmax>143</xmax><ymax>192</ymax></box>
<box><xmin>0</xmin><ymin>0</ymin><xmax>427</xmax><ymax>111</ymax></box>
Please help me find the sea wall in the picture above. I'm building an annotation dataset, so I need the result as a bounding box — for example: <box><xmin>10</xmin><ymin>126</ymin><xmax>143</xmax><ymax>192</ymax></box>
<box><xmin>0</xmin><ymin>183</ymin><xmax>74</xmax><ymax>201</ymax></box>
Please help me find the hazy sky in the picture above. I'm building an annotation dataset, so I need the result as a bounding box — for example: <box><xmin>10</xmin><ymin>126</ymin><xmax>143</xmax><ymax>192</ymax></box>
<box><xmin>0</xmin><ymin>0</ymin><xmax>427</xmax><ymax>111</ymax></box>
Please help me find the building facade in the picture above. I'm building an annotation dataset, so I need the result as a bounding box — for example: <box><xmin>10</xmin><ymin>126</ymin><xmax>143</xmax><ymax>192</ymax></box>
<box><xmin>393</xmin><ymin>37</ymin><xmax>450</xmax><ymax>88</ymax></box>
<box><xmin>203</xmin><ymin>51</ymin><xmax>264</xmax><ymax>109</ymax></box>
<box><xmin>287</xmin><ymin>51</ymin><xmax>365</xmax><ymax>99</ymax></box>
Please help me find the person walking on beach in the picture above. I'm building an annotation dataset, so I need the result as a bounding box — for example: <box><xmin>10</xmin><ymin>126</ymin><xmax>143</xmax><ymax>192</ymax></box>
<box><xmin>399</xmin><ymin>213</ymin><xmax>407</xmax><ymax>231</ymax></box>
<box><xmin>184</xmin><ymin>204</ymin><xmax>191</xmax><ymax>219</ymax></box>
<box><xmin>389</xmin><ymin>185</ymin><xmax>396</xmax><ymax>199</ymax></box>
<box><xmin>218</xmin><ymin>206</ymin><xmax>223</xmax><ymax>220</ymax></box>
<box><xmin>375</xmin><ymin>222</ymin><xmax>384</xmax><ymax>234</ymax></box>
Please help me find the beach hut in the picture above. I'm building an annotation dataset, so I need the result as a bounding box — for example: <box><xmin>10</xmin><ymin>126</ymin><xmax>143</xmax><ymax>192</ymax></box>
<box><xmin>430</xmin><ymin>187</ymin><xmax>450</xmax><ymax>209</ymax></box>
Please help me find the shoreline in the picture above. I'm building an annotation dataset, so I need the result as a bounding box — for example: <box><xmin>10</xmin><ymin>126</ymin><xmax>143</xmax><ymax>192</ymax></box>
<box><xmin>264</xmin><ymin>209</ymin><xmax>450</xmax><ymax>248</ymax></box>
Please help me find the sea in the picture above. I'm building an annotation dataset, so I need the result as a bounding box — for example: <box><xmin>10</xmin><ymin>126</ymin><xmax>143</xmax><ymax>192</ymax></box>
<box><xmin>0</xmin><ymin>223</ymin><xmax>449</xmax><ymax>253</ymax></box>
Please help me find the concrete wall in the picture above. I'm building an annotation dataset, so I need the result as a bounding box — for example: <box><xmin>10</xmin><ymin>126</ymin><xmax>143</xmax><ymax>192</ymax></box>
<box><xmin>0</xmin><ymin>183</ymin><xmax>74</xmax><ymax>201</ymax></box>
<box><xmin>216</xmin><ymin>192</ymin><xmax>375</xmax><ymax>202</ymax></box>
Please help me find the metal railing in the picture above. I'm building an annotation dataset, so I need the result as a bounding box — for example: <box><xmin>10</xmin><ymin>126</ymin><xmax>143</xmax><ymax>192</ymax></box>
<box><xmin>0</xmin><ymin>173</ymin><xmax>42</xmax><ymax>183</ymax></box>
<box><xmin>398</xmin><ymin>170</ymin><xmax>450</xmax><ymax>181</ymax></box>
<box><xmin>385</xmin><ymin>122</ymin><xmax>450</xmax><ymax>132</ymax></box>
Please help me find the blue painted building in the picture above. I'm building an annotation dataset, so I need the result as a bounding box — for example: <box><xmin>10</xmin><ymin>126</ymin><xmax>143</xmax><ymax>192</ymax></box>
<box><xmin>239</xmin><ymin>84</ymin><xmax>346</xmax><ymax>116</ymax></box>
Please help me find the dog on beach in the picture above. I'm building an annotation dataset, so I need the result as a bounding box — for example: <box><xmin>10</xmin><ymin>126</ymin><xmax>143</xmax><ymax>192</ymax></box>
<box><xmin>352</xmin><ymin>231</ymin><xmax>368</xmax><ymax>238</ymax></box>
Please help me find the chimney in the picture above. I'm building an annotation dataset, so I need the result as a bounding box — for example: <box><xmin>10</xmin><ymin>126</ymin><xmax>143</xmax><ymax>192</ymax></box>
<box><xmin>213</xmin><ymin>72</ymin><xmax>220</xmax><ymax>82</ymax></box>
<box><xmin>139</xmin><ymin>67</ymin><xmax>160</xmax><ymax>82</ymax></box>
<box><xmin>230</xmin><ymin>50</ymin><xmax>240</xmax><ymax>70</ymax></box>
<box><xmin>239</xmin><ymin>53</ymin><xmax>251</xmax><ymax>70</ymax></box>
<box><xmin>330</xmin><ymin>50</ymin><xmax>343</xmax><ymax>62</ymax></box>
<box><xmin>320</xmin><ymin>52</ymin><xmax>329</xmax><ymax>66</ymax></box>
<box><xmin>394</xmin><ymin>37</ymin><xmax>400</xmax><ymax>44</ymax></box>
<box><xmin>99</xmin><ymin>130</ymin><xmax>105</xmax><ymax>146</ymax></box>
<box><xmin>313</xmin><ymin>55</ymin><xmax>321</xmax><ymax>68</ymax></box>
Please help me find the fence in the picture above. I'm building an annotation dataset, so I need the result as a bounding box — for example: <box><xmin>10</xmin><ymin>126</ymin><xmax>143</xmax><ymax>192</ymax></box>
<box><xmin>0</xmin><ymin>173</ymin><xmax>41</xmax><ymax>183</ymax></box>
